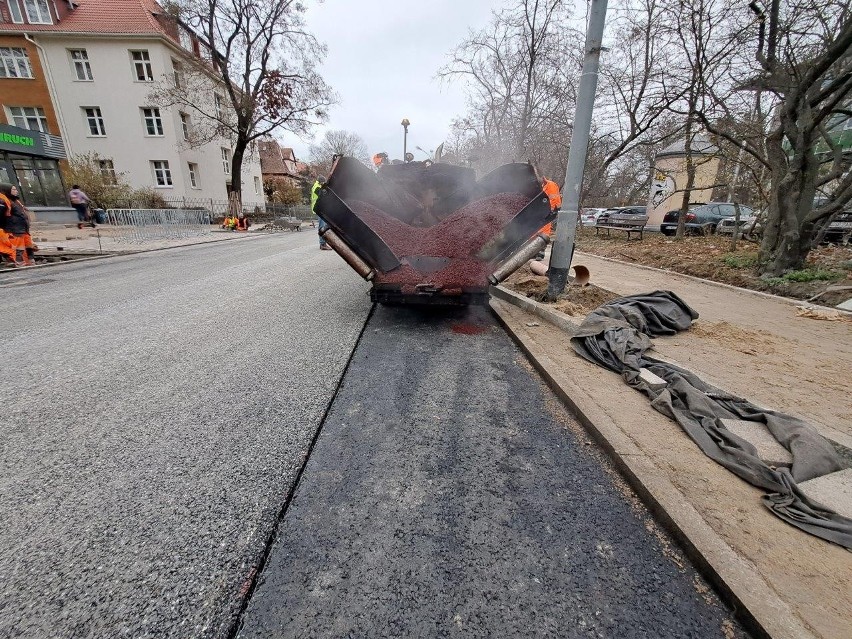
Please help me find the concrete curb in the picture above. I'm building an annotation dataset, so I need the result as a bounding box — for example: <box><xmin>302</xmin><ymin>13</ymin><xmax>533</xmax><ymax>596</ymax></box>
<box><xmin>576</xmin><ymin>251</ymin><xmax>852</xmax><ymax>316</ymax></box>
<box><xmin>0</xmin><ymin>233</ymin><xmax>265</xmax><ymax>277</ymax></box>
<box><xmin>490</xmin><ymin>296</ymin><xmax>817</xmax><ymax>639</ymax></box>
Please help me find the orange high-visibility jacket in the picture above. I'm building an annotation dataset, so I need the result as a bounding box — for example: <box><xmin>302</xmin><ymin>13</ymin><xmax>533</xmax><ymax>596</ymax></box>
<box><xmin>542</xmin><ymin>179</ymin><xmax>562</xmax><ymax>211</ymax></box>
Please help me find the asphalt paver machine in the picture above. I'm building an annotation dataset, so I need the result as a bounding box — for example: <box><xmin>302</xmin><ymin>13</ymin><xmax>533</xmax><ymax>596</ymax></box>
<box><xmin>315</xmin><ymin>157</ymin><xmax>555</xmax><ymax>305</ymax></box>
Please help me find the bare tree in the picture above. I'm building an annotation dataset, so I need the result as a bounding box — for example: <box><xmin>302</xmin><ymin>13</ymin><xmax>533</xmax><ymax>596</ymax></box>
<box><xmin>152</xmin><ymin>0</ymin><xmax>334</xmax><ymax>211</ymax></box>
<box><xmin>438</xmin><ymin>0</ymin><xmax>581</xmax><ymax>174</ymax></box>
<box><xmin>697</xmin><ymin>0</ymin><xmax>852</xmax><ymax>273</ymax></box>
<box><xmin>308</xmin><ymin>130</ymin><xmax>370</xmax><ymax>175</ymax></box>
<box><xmin>589</xmin><ymin>0</ymin><xmax>683</xmax><ymax>193</ymax></box>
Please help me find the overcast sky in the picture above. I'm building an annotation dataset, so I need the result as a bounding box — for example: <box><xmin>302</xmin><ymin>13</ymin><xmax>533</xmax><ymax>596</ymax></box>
<box><xmin>286</xmin><ymin>0</ymin><xmax>585</xmax><ymax>162</ymax></box>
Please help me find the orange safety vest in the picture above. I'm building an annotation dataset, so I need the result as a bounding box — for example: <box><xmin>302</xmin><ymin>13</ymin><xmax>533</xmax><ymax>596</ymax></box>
<box><xmin>542</xmin><ymin>179</ymin><xmax>562</xmax><ymax>211</ymax></box>
<box><xmin>236</xmin><ymin>217</ymin><xmax>248</xmax><ymax>230</ymax></box>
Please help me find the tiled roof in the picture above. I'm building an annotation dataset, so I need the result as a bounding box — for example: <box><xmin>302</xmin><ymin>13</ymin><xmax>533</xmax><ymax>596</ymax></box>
<box><xmin>259</xmin><ymin>140</ymin><xmax>288</xmax><ymax>175</ymax></box>
<box><xmin>0</xmin><ymin>0</ymin><xmax>174</xmax><ymax>38</ymax></box>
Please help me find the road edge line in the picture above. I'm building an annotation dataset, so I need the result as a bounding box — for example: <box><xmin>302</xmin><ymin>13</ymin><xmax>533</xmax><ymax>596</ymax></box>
<box><xmin>490</xmin><ymin>296</ymin><xmax>817</xmax><ymax>639</ymax></box>
<box><xmin>221</xmin><ymin>302</ymin><xmax>377</xmax><ymax>639</ymax></box>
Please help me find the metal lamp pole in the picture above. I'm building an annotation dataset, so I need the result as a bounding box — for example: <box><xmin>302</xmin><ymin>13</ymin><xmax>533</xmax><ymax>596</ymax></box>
<box><xmin>547</xmin><ymin>0</ymin><xmax>608</xmax><ymax>300</ymax></box>
<box><xmin>401</xmin><ymin>118</ymin><xmax>410</xmax><ymax>161</ymax></box>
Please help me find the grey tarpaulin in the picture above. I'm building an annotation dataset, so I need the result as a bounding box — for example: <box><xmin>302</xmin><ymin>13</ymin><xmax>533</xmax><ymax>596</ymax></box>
<box><xmin>571</xmin><ymin>290</ymin><xmax>852</xmax><ymax>550</ymax></box>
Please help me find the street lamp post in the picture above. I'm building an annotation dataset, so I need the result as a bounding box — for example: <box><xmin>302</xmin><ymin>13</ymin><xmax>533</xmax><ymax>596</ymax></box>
<box><xmin>401</xmin><ymin>118</ymin><xmax>410</xmax><ymax>161</ymax></box>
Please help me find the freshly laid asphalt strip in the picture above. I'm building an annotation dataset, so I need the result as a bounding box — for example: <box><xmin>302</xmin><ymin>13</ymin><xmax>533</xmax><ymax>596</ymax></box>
<box><xmin>238</xmin><ymin>305</ymin><xmax>748</xmax><ymax>638</ymax></box>
<box><xmin>0</xmin><ymin>233</ymin><xmax>371</xmax><ymax>638</ymax></box>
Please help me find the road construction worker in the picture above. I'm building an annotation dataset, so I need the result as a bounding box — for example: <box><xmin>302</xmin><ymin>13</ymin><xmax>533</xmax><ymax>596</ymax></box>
<box><xmin>0</xmin><ymin>188</ymin><xmax>16</xmax><ymax>265</ymax></box>
<box><xmin>372</xmin><ymin>152</ymin><xmax>388</xmax><ymax>170</ymax></box>
<box><xmin>312</xmin><ymin>175</ymin><xmax>331</xmax><ymax>250</ymax></box>
<box><xmin>235</xmin><ymin>214</ymin><xmax>250</xmax><ymax>231</ymax></box>
<box><xmin>541</xmin><ymin>177</ymin><xmax>562</xmax><ymax>237</ymax></box>
<box><xmin>222</xmin><ymin>214</ymin><xmax>236</xmax><ymax>230</ymax></box>
<box><xmin>0</xmin><ymin>183</ymin><xmax>35</xmax><ymax>266</ymax></box>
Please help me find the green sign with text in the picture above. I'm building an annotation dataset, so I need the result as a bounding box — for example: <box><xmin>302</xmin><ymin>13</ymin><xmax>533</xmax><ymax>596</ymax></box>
<box><xmin>0</xmin><ymin>123</ymin><xmax>46</xmax><ymax>156</ymax></box>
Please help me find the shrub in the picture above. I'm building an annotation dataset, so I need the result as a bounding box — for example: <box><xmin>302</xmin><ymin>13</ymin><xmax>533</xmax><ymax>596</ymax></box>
<box><xmin>61</xmin><ymin>152</ymin><xmax>133</xmax><ymax>209</ymax></box>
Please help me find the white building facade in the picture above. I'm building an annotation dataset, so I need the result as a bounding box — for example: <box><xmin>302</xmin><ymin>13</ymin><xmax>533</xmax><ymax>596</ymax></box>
<box><xmin>35</xmin><ymin>34</ymin><xmax>263</xmax><ymax>208</ymax></box>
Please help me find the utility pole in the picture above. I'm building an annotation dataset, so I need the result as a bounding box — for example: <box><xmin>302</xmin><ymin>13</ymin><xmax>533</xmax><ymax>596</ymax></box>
<box><xmin>547</xmin><ymin>0</ymin><xmax>608</xmax><ymax>300</ymax></box>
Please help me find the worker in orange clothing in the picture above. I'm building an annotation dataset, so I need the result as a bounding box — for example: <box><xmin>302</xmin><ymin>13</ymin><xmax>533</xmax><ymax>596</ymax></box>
<box><xmin>0</xmin><ymin>187</ymin><xmax>16</xmax><ymax>265</ymax></box>
<box><xmin>0</xmin><ymin>183</ymin><xmax>35</xmax><ymax>266</ymax></box>
<box><xmin>534</xmin><ymin>177</ymin><xmax>561</xmax><ymax>261</ymax></box>
<box><xmin>235</xmin><ymin>213</ymin><xmax>250</xmax><ymax>231</ymax></box>
<box><xmin>372</xmin><ymin>152</ymin><xmax>388</xmax><ymax>171</ymax></box>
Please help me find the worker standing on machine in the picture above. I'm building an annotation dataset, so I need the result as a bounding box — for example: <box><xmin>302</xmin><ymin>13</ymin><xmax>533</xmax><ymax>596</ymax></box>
<box><xmin>536</xmin><ymin>177</ymin><xmax>561</xmax><ymax>260</ymax></box>
<box><xmin>541</xmin><ymin>176</ymin><xmax>561</xmax><ymax>236</ymax></box>
<box><xmin>312</xmin><ymin>175</ymin><xmax>331</xmax><ymax>250</ymax></box>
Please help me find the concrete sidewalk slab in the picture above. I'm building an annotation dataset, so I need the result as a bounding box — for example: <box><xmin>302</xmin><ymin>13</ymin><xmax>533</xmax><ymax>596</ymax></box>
<box><xmin>491</xmin><ymin>298</ymin><xmax>852</xmax><ymax>639</ymax></box>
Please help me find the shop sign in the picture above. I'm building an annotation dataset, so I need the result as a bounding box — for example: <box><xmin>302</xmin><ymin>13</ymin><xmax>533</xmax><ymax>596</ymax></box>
<box><xmin>0</xmin><ymin>124</ymin><xmax>46</xmax><ymax>156</ymax></box>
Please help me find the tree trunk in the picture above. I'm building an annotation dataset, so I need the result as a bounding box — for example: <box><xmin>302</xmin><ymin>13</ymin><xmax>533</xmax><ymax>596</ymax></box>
<box><xmin>675</xmin><ymin>116</ymin><xmax>697</xmax><ymax>240</ymax></box>
<box><xmin>758</xmin><ymin>112</ymin><xmax>819</xmax><ymax>276</ymax></box>
<box><xmin>229</xmin><ymin>142</ymin><xmax>246</xmax><ymax>215</ymax></box>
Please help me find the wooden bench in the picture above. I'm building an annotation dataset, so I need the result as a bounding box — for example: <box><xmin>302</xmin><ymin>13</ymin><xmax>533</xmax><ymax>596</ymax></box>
<box><xmin>595</xmin><ymin>213</ymin><xmax>649</xmax><ymax>240</ymax></box>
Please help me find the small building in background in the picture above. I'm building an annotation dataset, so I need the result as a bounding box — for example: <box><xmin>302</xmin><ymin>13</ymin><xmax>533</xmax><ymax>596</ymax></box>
<box><xmin>647</xmin><ymin>135</ymin><xmax>720</xmax><ymax>227</ymax></box>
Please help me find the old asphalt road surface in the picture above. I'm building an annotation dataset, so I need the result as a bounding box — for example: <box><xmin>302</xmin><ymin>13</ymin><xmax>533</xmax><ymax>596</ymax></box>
<box><xmin>0</xmin><ymin>233</ymin><xmax>371</xmax><ymax>638</ymax></box>
<box><xmin>237</xmin><ymin>304</ymin><xmax>749</xmax><ymax>638</ymax></box>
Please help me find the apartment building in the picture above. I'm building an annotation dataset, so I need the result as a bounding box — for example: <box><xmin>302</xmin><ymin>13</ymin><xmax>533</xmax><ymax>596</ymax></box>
<box><xmin>0</xmin><ymin>0</ymin><xmax>264</xmax><ymax>208</ymax></box>
<box><xmin>0</xmin><ymin>17</ymin><xmax>68</xmax><ymax>211</ymax></box>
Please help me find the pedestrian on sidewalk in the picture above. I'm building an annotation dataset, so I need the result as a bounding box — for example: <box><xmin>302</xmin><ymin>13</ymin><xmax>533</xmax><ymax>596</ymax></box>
<box><xmin>68</xmin><ymin>184</ymin><xmax>92</xmax><ymax>230</ymax></box>
<box><xmin>0</xmin><ymin>183</ymin><xmax>35</xmax><ymax>266</ymax></box>
<box><xmin>312</xmin><ymin>175</ymin><xmax>331</xmax><ymax>250</ymax></box>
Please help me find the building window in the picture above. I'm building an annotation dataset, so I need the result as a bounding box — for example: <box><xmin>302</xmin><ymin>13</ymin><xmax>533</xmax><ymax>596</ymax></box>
<box><xmin>254</xmin><ymin>176</ymin><xmax>260</xmax><ymax>195</ymax></box>
<box><xmin>141</xmin><ymin>107</ymin><xmax>163</xmax><ymax>136</ymax></box>
<box><xmin>221</xmin><ymin>147</ymin><xmax>231</xmax><ymax>174</ymax></box>
<box><xmin>179</xmin><ymin>112</ymin><xmax>191</xmax><ymax>140</ymax></box>
<box><xmin>7</xmin><ymin>106</ymin><xmax>49</xmax><ymax>133</ymax></box>
<box><xmin>22</xmin><ymin>0</ymin><xmax>52</xmax><ymax>24</ymax></box>
<box><xmin>0</xmin><ymin>48</ymin><xmax>33</xmax><ymax>79</ymax></box>
<box><xmin>179</xmin><ymin>28</ymin><xmax>192</xmax><ymax>51</ymax></box>
<box><xmin>12</xmin><ymin>158</ymin><xmax>64</xmax><ymax>206</ymax></box>
<box><xmin>7</xmin><ymin>0</ymin><xmax>24</xmax><ymax>23</ymax></box>
<box><xmin>171</xmin><ymin>59</ymin><xmax>182</xmax><ymax>88</ymax></box>
<box><xmin>214</xmin><ymin>93</ymin><xmax>224</xmax><ymax>120</ymax></box>
<box><xmin>130</xmin><ymin>50</ymin><xmax>153</xmax><ymax>82</ymax></box>
<box><xmin>98</xmin><ymin>159</ymin><xmax>117</xmax><ymax>184</ymax></box>
<box><xmin>188</xmin><ymin>162</ymin><xmax>198</xmax><ymax>188</ymax></box>
<box><xmin>69</xmin><ymin>49</ymin><xmax>93</xmax><ymax>81</ymax></box>
<box><xmin>83</xmin><ymin>107</ymin><xmax>106</xmax><ymax>136</ymax></box>
<box><xmin>151</xmin><ymin>160</ymin><xmax>172</xmax><ymax>187</ymax></box>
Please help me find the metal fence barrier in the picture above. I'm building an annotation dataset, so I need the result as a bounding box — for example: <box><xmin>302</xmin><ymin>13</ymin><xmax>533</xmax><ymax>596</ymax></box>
<box><xmin>107</xmin><ymin>209</ymin><xmax>213</xmax><ymax>243</ymax></box>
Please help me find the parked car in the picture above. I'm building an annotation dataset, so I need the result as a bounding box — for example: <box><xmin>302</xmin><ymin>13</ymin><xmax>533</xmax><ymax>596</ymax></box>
<box><xmin>715</xmin><ymin>207</ymin><xmax>757</xmax><ymax>235</ymax></box>
<box><xmin>596</xmin><ymin>205</ymin><xmax>647</xmax><ymax>226</ymax></box>
<box><xmin>660</xmin><ymin>202</ymin><xmax>754</xmax><ymax>236</ymax></box>
<box><xmin>822</xmin><ymin>211</ymin><xmax>852</xmax><ymax>244</ymax></box>
<box><xmin>580</xmin><ymin>207</ymin><xmax>607</xmax><ymax>225</ymax></box>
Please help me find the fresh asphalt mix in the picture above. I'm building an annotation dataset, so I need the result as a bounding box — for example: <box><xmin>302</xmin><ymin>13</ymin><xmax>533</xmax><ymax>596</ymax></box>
<box><xmin>1</xmin><ymin>235</ymin><xmax>749</xmax><ymax>637</ymax></box>
<box><xmin>237</xmin><ymin>304</ymin><xmax>748</xmax><ymax>638</ymax></box>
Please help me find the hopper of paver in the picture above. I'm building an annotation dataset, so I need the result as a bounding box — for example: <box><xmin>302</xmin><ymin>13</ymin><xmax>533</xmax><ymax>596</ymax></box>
<box><xmin>315</xmin><ymin>157</ymin><xmax>554</xmax><ymax>305</ymax></box>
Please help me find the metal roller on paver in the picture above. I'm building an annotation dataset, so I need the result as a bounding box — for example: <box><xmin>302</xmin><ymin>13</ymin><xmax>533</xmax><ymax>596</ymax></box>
<box><xmin>315</xmin><ymin>157</ymin><xmax>555</xmax><ymax>305</ymax></box>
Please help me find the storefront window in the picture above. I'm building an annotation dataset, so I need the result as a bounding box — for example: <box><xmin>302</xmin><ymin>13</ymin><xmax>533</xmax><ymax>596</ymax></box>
<box><xmin>36</xmin><ymin>160</ymin><xmax>64</xmax><ymax>205</ymax></box>
<box><xmin>6</xmin><ymin>155</ymin><xmax>67</xmax><ymax>207</ymax></box>
<box><xmin>13</xmin><ymin>158</ymin><xmax>44</xmax><ymax>205</ymax></box>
